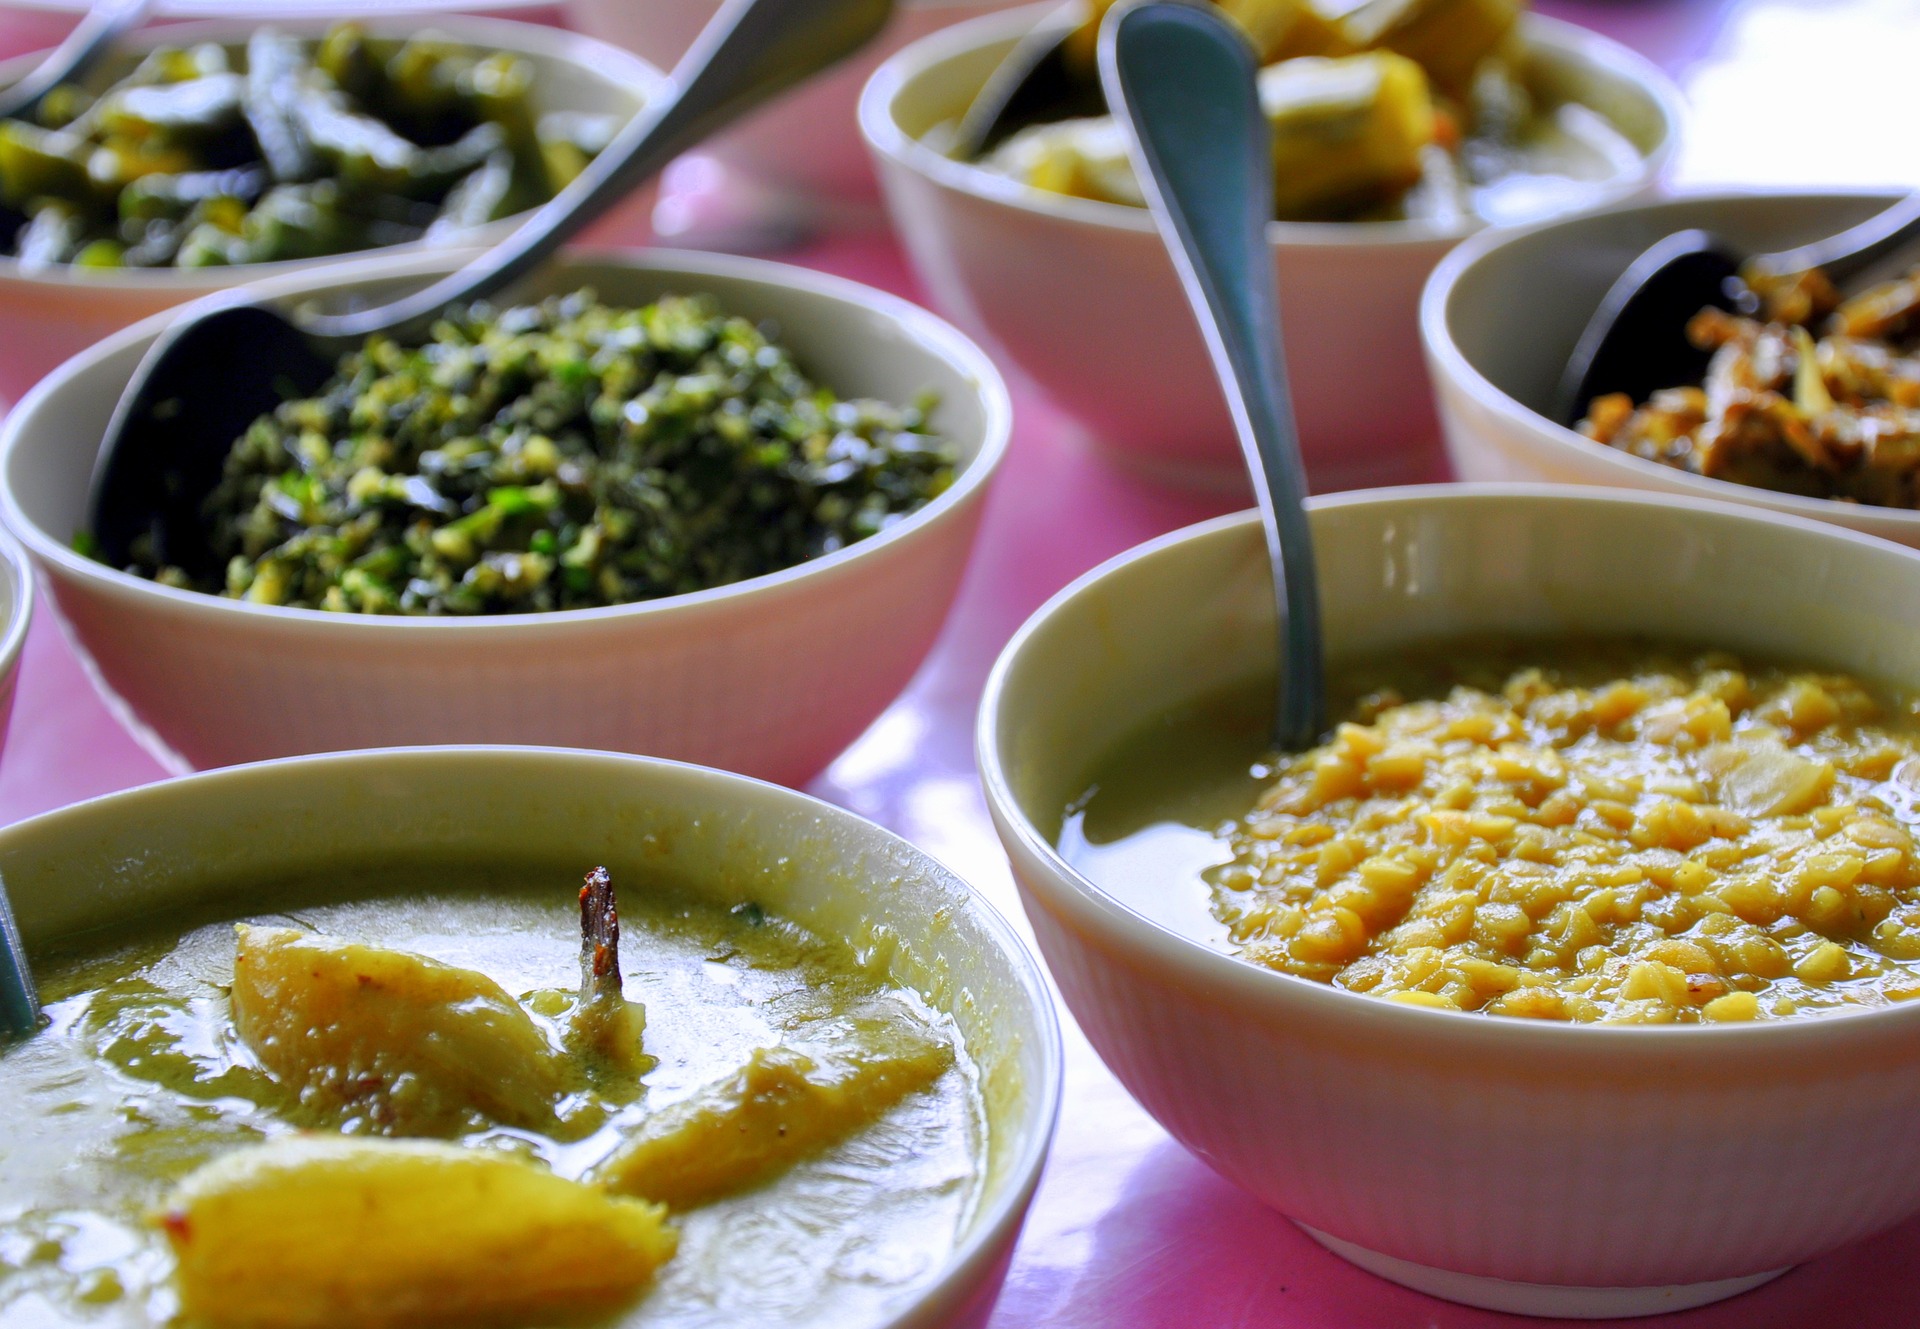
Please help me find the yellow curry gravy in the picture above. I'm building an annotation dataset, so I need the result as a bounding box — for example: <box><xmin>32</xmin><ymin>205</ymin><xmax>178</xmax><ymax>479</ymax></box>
<box><xmin>1063</xmin><ymin>639</ymin><xmax>1920</xmax><ymax>1023</ymax></box>
<box><xmin>0</xmin><ymin>869</ymin><xmax>982</xmax><ymax>1326</ymax></box>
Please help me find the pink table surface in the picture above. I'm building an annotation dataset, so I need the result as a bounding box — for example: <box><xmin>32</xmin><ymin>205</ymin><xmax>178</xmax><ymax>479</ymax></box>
<box><xmin>7</xmin><ymin>1</ymin><xmax>1920</xmax><ymax>1324</ymax></box>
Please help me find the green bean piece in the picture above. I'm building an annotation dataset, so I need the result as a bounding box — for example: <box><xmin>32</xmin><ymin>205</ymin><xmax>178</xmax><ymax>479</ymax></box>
<box><xmin>36</xmin><ymin>84</ymin><xmax>92</xmax><ymax>130</ymax></box>
<box><xmin>0</xmin><ymin>23</ymin><xmax>612</xmax><ymax>269</ymax></box>
<box><xmin>96</xmin><ymin>73</ymin><xmax>246</xmax><ymax>147</ymax></box>
<box><xmin>458</xmin><ymin>53</ymin><xmax>547</xmax><ymax>212</ymax></box>
<box><xmin>244</xmin><ymin>29</ymin><xmax>319</xmax><ymax>183</ymax></box>
<box><xmin>15</xmin><ymin>202</ymin><xmax>85</xmax><ymax>267</ymax></box>
<box><xmin>0</xmin><ymin>121</ymin><xmax>91</xmax><ymax>208</ymax></box>
<box><xmin>73</xmin><ymin>236</ymin><xmax>125</xmax><ymax>267</ymax></box>
<box><xmin>119</xmin><ymin>166</ymin><xmax>266</xmax><ymax>223</ymax></box>
<box><xmin>379</xmin><ymin>33</ymin><xmax>474</xmax><ymax>145</ymax></box>
<box><xmin>427</xmin><ymin>147</ymin><xmax>514</xmax><ymax>236</ymax></box>
<box><xmin>111</xmin><ymin>291</ymin><xmax>958</xmax><ymax>615</ymax></box>
<box><xmin>314</xmin><ymin>22</ymin><xmax>377</xmax><ymax>109</ymax></box>
<box><xmin>237</xmin><ymin>181</ymin><xmax>376</xmax><ymax>263</ymax></box>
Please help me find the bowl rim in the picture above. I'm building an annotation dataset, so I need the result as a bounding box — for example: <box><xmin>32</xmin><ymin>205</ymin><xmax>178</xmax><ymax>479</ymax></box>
<box><xmin>858</xmin><ymin>1</ymin><xmax>1685</xmax><ymax>251</ymax></box>
<box><xmin>977</xmin><ymin>480</ymin><xmax>1920</xmax><ymax>1051</ymax></box>
<box><xmin>1420</xmin><ymin>184</ymin><xmax>1920</xmax><ymax>533</ymax></box>
<box><xmin>0</xmin><ymin>741</ymin><xmax>1066</xmax><ymax>1329</ymax></box>
<box><xmin>0</xmin><ymin>520</ymin><xmax>32</xmax><ymax>692</ymax></box>
<box><xmin>0</xmin><ymin>13</ymin><xmax>665</xmax><ymax>292</ymax></box>
<box><xmin>0</xmin><ymin>244</ymin><xmax>1014</xmax><ymax>636</ymax></box>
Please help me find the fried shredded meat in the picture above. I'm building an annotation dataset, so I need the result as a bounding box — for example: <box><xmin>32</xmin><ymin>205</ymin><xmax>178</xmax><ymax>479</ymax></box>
<box><xmin>1578</xmin><ymin>262</ymin><xmax>1920</xmax><ymax>508</ymax></box>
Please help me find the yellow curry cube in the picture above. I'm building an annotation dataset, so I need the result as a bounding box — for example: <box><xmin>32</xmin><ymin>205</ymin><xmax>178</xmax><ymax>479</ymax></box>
<box><xmin>595</xmin><ymin>1022</ymin><xmax>951</xmax><ymax>1209</ymax></box>
<box><xmin>1337</xmin><ymin>0</ymin><xmax>1523</xmax><ymax>94</ymax></box>
<box><xmin>160</xmin><ymin>1137</ymin><xmax>676</xmax><ymax>1329</ymax></box>
<box><xmin>1260</xmin><ymin>52</ymin><xmax>1435</xmax><ymax>220</ymax></box>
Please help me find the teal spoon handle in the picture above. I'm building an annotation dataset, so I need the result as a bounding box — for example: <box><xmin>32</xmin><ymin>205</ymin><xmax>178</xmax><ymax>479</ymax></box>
<box><xmin>1101</xmin><ymin>1</ymin><xmax>1325</xmax><ymax>750</ymax></box>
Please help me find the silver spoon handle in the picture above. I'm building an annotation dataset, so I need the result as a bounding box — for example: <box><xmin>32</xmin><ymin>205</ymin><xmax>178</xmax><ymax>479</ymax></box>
<box><xmin>1753</xmin><ymin>192</ymin><xmax>1920</xmax><ymax>287</ymax></box>
<box><xmin>1102</xmin><ymin>1</ymin><xmax>1324</xmax><ymax>750</ymax></box>
<box><xmin>0</xmin><ymin>0</ymin><xmax>154</xmax><ymax>123</ymax></box>
<box><xmin>304</xmin><ymin>0</ymin><xmax>894</xmax><ymax>341</ymax></box>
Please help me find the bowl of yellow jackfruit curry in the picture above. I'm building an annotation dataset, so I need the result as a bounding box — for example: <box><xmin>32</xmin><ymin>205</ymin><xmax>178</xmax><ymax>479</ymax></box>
<box><xmin>1425</xmin><ymin>189</ymin><xmax>1920</xmax><ymax>551</ymax></box>
<box><xmin>979</xmin><ymin>483</ymin><xmax>1920</xmax><ymax>1317</ymax></box>
<box><xmin>0</xmin><ymin>746</ymin><xmax>1060</xmax><ymax>1329</ymax></box>
<box><xmin>859</xmin><ymin>0</ymin><xmax>1679</xmax><ymax>491</ymax></box>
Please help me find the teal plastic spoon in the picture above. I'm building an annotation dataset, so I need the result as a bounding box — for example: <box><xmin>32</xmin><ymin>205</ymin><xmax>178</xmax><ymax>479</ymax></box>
<box><xmin>0</xmin><ymin>873</ymin><xmax>38</xmax><ymax>1040</ymax></box>
<box><xmin>1100</xmin><ymin>0</ymin><xmax>1325</xmax><ymax>750</ymax></box>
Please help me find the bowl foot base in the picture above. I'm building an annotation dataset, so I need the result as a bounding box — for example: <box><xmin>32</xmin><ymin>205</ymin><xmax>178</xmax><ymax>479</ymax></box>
<box><xmin>1297</xmin><ymin>1225</ymin><xmax>1788</xmax><ymax>1320</ymax></box>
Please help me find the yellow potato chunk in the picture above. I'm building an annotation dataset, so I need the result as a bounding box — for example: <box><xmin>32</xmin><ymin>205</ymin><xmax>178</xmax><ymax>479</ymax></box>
<box><xmin>231</xmin><ymin>925</ymin><xmax>564</xmax><ymax>1134</ymax></box>
<box><xmin>160</xmin><ymin>1136</ymin><xmax>676</xmax><ymax>1329</ymax></box>
<box><xmin>1338</xmin><ymin>0</ymin><xmax>1523</xmax><ymax>94</ymax></box>
<box><xmin>1708</xmin><ymin>742</ymin><xmax>1835</xmax><ymax>817</ymax></box>
<box><xmin>1259</xmin><ymin>51</ymin><xmax>1436</xmax><ymax>220</ymax></box>
<box><xmin>596</xmin><ymin>1020</ymin><xmax>952</xmax><ymax>1209</ymax></box>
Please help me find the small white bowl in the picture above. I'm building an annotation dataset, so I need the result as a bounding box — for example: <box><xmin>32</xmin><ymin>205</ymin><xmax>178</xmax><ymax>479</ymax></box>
<box><xmin>0</xmin><ymin>248</ymin><xmax>1010</xmax><ymax>782</ymax></box>
<box><xmin>570</xmin><ymin>0</ymin><xmax>1032</xmax><ymax>211</ymax></box>
<box><xmin>0</xmin><ymin>744</ymin><xmax>1063</xmax><ymax>1329</ymax></box>
<box><xmin>0</xmin><ymin>15</ymin><xmax>661</xmax><ymax>403</ymax></box>
<box><xmin>979</xmin><ymin>484</ymin><xmax>1920</xmax><ymax>1318</ymax></box>
<box><xmin>1422</xmin><ymin>188</ymin><xmax>1920</xmax><ymax>548</ymax></box>
<box><xmin>861</xmin><ymin>4</ymin><xmax>1681</xmax><ymax>492</ymax></box>
<box><xmin>0</xmin><ymin>522</ymin><xmax>31</xmax><ymax>753</ymax></box>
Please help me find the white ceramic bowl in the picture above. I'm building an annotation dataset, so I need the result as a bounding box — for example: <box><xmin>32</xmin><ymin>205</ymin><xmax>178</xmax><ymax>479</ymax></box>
<box><xmin>570</xmin><ymin>0</ymin><xmax>1031</xmax><ymax>210</ymax></box>
<box><xmin>1422</xmin><ymin>188</ymin><xmax>1920</xmax><ymax>548</ymax></box>
<box><xmin>861</xmin><ymin>4</ymin><xmax>1681</xmax><ymax>492</ymax></box>
<box><xmin>0</xmin><ymin>523</ymin><xmax>31</xmax><ymax>754</ymax></box>
<box><xmin>0</xmin><ymin>16</ymin><xmax>661</xmax><ymax>403</ymax></box>
<box><xmin>0</xmin><ymin>744</ymin><xmax>1063</xmax><ymax>1329</ymax></box>
<box><xmin>979</xmin><ymin>484</ymin><xmax>1920</xmax><ymax>1318</ymax></box>
<box><xmin>0</xmin><ymin>247</ymin><xmax>1010</xmax><ymax>782</ymax></box>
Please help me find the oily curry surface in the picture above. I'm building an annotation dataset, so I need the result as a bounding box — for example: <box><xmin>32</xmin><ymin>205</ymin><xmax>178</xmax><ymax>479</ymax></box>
<box><xmin>0</xmin><ymin>868</ymin><xmax>981</xmax><ymax>1327</ymax></box>
<box><xmin>1065</xmin><ymin>639</ymin><xmax>1920</xmax><ymax>1023</ymax></box>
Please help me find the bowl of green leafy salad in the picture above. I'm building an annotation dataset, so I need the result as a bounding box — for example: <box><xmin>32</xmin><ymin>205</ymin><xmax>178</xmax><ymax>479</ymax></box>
<box><xmin>0</xmin><ymin>247</ymin><xmax>1011</xmax><ymax>782</ymax></box>
<box><xmin>0</xmin><ymin>14</ymin><xmax>660</xmax><ymax>401</ymax></box>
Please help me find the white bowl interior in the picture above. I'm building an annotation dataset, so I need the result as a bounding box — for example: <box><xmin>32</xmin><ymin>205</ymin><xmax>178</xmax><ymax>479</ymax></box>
<box><xmin>0</xmin><ymin>747</ymin><xmax>1059</xmax><ymax>1310</ymax></box>
<box><xmin>871</xmin><ymin>6</ymin><xmax>1677</xmax><ymax>239</ymax></box>
<box><xmin>6</xmin><ymin>250</ymin><xmax>1000</xmax><ymax>557</ymax></box>
<box><xmin>992</xmin><ymin>488</ymin><xmax>1920</xmax><ymax>844</ymax></box>
<box><xmin>1441</xmin><ymin>192</ymin><xmax>1898</xmax><ymax>422</ymax></box>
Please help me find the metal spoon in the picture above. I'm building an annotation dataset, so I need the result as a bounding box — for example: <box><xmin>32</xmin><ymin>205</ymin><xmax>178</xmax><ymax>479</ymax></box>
<box><xmin>952</xmin><ymin>1</ymin><xmax>1101</xmax><ymax>159</ymax></box>
<box><xmin>1102</xmin><ymin>0</ymin><xmax>1325</xmax><ymax>750</ymax></box>
<box><xmin>1558</xmin><ymin>193</ymin><xmax>1920</xmax><ymax>426</ymax></box>
<box><xmin>87</xmin><ymin>0</ymin><xmax>893</xmax><ymax>576</ymax></box>
<box><xmin>0</xmin><ymin>871</ymin><xmax>38</xmax><ymax>1040</ymax></box>
<box><xmin>0</xmin><ymin>0</ymin><xmax>153</xmax><ymax>124</ymax></box>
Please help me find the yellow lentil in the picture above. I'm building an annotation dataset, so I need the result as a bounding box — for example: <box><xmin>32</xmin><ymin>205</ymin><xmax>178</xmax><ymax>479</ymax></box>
<box><xmin>1211</xmin><ymin>651</ymin><xmax>1920</xmax><ymax>1022</ymax></box>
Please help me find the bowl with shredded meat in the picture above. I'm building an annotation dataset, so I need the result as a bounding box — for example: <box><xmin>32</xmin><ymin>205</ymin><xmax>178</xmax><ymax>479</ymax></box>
<box><xmin>1423</xmin><ymin>188</ymin><xmax>1920</xmax><ymax>547</ymax></box>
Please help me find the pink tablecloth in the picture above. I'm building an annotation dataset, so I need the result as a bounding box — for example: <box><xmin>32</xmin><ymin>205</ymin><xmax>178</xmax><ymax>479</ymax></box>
<box><xmin>7</xmin><ymin>2</ymin><xmax>1920</xmax><ymax>1324</ymax></box>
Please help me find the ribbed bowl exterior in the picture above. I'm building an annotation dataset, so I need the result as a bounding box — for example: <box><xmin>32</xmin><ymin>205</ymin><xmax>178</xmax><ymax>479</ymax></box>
<box><xmin>38</xmin><ymin>493</ymin><xmax>984</xmax><ymax>781</ymax></box>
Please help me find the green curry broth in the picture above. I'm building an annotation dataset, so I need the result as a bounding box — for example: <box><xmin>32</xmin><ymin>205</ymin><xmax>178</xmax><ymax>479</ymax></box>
<box><xmin>1061</xmin><ymin>637</ymin><xmax>1920</xmax><ymax>1020</ymax></box>
<box><xmin>0</xmin><ymin>872</ymin><xmax>985</xmax><ymax>1327</ymax></box>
